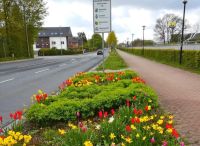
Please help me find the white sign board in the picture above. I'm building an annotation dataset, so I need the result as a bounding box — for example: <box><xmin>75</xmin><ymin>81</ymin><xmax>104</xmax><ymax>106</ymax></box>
<box><xmin>93</xmin><ymin>0</ymin><xmax>111</xmax><ymax>33</ymax></box>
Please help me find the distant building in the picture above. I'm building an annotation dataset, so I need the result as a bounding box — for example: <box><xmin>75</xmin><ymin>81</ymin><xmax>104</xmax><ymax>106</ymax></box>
<box><xmin>34</xmin><ymin>27</ymin><xmax>72</xmax><ymax>50</ymax></box>
<box><xmin>68</xmin><ymin>37</ymin><xmax>83</xmax><ymax>49</ymax></box>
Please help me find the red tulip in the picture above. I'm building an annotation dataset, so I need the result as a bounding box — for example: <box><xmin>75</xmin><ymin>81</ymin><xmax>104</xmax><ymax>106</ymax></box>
<box><xmin>0</xmin><ymin>116</ymin><xmax>2</xmax><ymax>124</ymax></box>
<box><xmin>98</xmin><ymin>111</ymin><xmax>103</xmax><ymax>119</ymax></box>
<box><xmin>126</xmin><ymin>125</ymin><xmax>131</xmax><ymax>132</ymax></box>
<box><xmin>0</xmin><ymin>128</ymin><xmax>3</xmax><ymax>133</ymax></box>
<box><xmin>126</xmin><ymin>99</ymin><xmax>130</xmax><ymax>107</ymax></box>
<box><xmin>111</xmin><ymin>109</ymin><xmax>115</xmax><ymax>115</ymax></box>
<box><xmin>104</xmin><ymin>112</ymin><xmax>108</xmax><ymax>118</ymax></box>
<box><xmin>172</xmin><ymin>129</ymin><xmax>179</xmax><ymax>138</ymax></box>
<box><xmin>166</xmin><ymin>124</ymin><xmax>173</xmax><ymax>129</ymax></box>
<box><xmin>82</xmin><ymin>127</ymin><xmax>87</xmax><ymax>133</ymax></box>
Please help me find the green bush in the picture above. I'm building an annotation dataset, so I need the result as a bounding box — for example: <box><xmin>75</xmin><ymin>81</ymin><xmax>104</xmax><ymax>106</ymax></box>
<box><xmin>26</xmin><ymin>71</ymin><xmax>157</xmax><ymax>126</ymax></box>
<box><xmin>26</xmin><ymin>82</ymin><xmax>157</xmax><ymax>126</ymax></box>
<box><xmin>121</xmin><ymin>48</ymin><xmax>200</xmax><ymax>71</ymax></box>
<box><xmin>38</xmin><ymin>48</ymin><xmax>82</xmax><ymax>56</ymax></box>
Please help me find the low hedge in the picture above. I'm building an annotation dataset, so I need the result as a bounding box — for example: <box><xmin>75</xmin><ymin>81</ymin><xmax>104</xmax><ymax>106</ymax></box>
<box><xmin>121</xmin><ymin>48</ymin><xmax>200</xmax><ymax>71</ymax></box>
<box><xmin>26</xmin><ymin>71</ymin><xmax>158</xmax><ymax>126</ymax></box>
<box><xmin>38</xmin><ymin>48</ymin><xmax>82</xmax><ymax>56</ymax></box>
<box><xmin>26</xmin><ymin>81</ymin><xmax>157</xmax><ymax>126</ymax></box>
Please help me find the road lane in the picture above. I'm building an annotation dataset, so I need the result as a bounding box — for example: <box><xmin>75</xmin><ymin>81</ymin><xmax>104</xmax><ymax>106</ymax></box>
<box><xmin>0</xmin><ymin>52</ymin><xmax>104</xmax><ymax>125</ymax></box>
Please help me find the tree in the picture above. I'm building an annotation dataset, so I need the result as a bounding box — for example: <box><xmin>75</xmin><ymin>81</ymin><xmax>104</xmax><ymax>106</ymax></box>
<box><xmin>88</xmin><ymin>33</ymin><xmax>102</xmax><ymax>50</ymax></box>
<box><xmin>154</xmin><ymin>13</ymin><xmax>190</xmax><ymax>44</ymax></box>
<box><xmin>0</xmin><ymin>0</ymin><xmax>47</xmax><ymax>58</ymax></box>
<box><xmin>106</xmin><ymin>31</ymin><xmax>117</xmax><ymax>49</ymax></box>
<box><xmin>77</xmin><ymin>32</ymin><xmax>87</xmax><ymax>43</ymax></box>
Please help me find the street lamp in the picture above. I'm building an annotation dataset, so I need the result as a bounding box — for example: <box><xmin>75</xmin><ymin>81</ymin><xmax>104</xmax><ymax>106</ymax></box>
<box><xmin>168</xmin><ymin>21</ymin><xmax>176</xmax><ymax>43</ymax></box>
<box><xmin>180</xmin><ymin>0</ymin><xmax>188</xmax><ymax>64</ymax></box>
<box><xmin>142</xmin><ymin>25</ymin><xmax>146</xmax><ymax>55</ymax></box>
<box><xmin>132</xmin><ymin>33</ymin><xmax>134</xmax><ymax>48</ymax></box>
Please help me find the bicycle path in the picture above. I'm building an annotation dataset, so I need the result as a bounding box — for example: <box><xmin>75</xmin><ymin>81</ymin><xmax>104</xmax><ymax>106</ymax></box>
<box><xmin>117</xmin><ymin>49</ymin><xmax>200</xmax><ymax>146</ymax></box>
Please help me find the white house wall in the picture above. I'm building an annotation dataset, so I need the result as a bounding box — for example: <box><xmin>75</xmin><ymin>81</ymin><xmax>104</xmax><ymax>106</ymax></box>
<box><xmin>49</xmin><ymin>37</ymin><xmax>68</xmax><ymax>49</ymax></box>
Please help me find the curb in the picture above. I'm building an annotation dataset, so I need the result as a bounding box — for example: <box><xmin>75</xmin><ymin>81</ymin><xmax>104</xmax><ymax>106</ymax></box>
<box><xmin>0</xmin><ymin>58</ymin><xmax>41</xmax><ymax>64</ymax></box>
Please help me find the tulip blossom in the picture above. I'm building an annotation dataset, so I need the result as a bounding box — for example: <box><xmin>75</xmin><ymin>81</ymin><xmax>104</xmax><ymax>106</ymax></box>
<box><xmin>126</xmin><ymin>99</ymin><xmax>130</xmax><ymax>107</ymax></box>
<box><xmin>0</xmin><ymin>116</ymin><xmax>2</xmax><ymax>124</ymax></box>
<box><xmin>126</xmin><ymin>125</ymin><xmax>131</xmax><ymax>132</ymax></box>
<box><xmin>98</xmin><ymin>111</ymin><xmax>103</xmax><ymax>119</ymax></box>
<box><xmin>104</xmin><ymin>112</ymin><xmax>108</xmax><ymax>118</ymax></box>
<box><xmin>150</xmin><ymin>137</ymin><xmax>155</xmax><ymax>143</ymax></box>
<box><xmin>111</xmin><ymin>109</ymin><xmax>115</xmax><ymax>115</ymax></box>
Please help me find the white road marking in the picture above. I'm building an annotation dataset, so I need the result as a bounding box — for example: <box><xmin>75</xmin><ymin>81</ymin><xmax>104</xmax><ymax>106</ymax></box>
<box><xmin>0</xmin><ymin>78</ymin><xmax>15</xmax><ymax>84</ymax></box>
<box><xmin>35</xmin><ymin>69</ymin><xmax>49</xmax><ymax>74</ymax></box>
<box><xmin>59</xmin><ymin>64</ymin><xmax>66</xmax><ymax>67</ymax></box>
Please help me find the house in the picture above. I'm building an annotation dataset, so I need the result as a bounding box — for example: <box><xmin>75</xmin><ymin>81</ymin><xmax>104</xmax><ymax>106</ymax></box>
<box><xmin>34</xmin><ymin>27</ymin><xmax>73</xmax><ymax>50</ymax></box>
<box><xmin>68</xmin><ymin>37</ymin><xmax>83</xmax><ymax>49</ymax></box>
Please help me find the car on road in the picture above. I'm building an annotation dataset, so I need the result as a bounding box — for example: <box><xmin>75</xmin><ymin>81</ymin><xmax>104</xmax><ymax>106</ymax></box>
<box><xmin>97</xmin><ymin>49</ymin><xmax>103</xmax><ymax>55</ymax></box>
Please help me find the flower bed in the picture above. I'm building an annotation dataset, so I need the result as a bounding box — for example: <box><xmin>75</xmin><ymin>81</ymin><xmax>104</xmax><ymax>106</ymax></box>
<box><xmin>26</xmin><ymin>70</ymin><xmax>158</xmax><ymax>125</ymax></box>
<box><xmin>0</xmin><ymin>70</ymin><xmax>185</xmax><ymax>146</ymax></box>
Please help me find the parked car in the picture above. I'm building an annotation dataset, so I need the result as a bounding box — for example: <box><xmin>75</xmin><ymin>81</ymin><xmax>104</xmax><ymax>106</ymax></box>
<box><xmin>97</xmin><ymin>49</ymin><xmax>103</xmax><ymax>55</ymax></box>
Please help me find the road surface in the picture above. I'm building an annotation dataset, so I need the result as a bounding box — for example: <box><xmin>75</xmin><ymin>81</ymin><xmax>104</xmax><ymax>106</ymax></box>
<box><xmin>0</xmin><ymin>52</ymin><xmax>105</xmax><ymax>125</ymax></box>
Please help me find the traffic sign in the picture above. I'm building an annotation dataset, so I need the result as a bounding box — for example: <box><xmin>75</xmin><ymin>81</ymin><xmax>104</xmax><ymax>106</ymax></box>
<box><xmin>93</xmin><ymin>0</ymin><xmax>111</xmax><ymax>33</ymax></box>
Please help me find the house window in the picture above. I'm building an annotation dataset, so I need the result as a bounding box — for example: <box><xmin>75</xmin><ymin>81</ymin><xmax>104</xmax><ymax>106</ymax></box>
<box><xmin>52</xmin><ymin>41</ymin><xmax>56</xmax><ymax>45</ymax></box>
<box><xmin>61</xmin><ymin>41</ymin><xmax>64</xmax><ymax>44</ymax></box>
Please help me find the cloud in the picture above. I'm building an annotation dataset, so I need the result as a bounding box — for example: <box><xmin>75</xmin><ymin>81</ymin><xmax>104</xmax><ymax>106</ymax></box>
<box><xmin>51</xmin><ymin>0</ymin><xmax>200</xmax><ymax>10</ymax></box>
<box><xmin>44</xmin><ymin>0</ymin><xmax>200</xmax><ymax>42</ymax></box>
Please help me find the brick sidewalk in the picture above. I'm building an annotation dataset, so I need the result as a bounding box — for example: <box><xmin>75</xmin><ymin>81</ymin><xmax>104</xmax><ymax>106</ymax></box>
<box><xmin>117</xmin><ymin>50</ymin><xmax>200</xmax><ymax>146</ymax></box>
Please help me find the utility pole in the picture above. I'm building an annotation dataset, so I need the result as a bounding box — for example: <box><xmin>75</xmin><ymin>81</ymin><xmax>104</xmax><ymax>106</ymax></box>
<box><xmin>102</xmin><ymin>33</ymin><xmax>105</xmax><ymax>72</ymax></box>
<box><xmin>142</xmin><ymin>25</ymin><xmax>146</xmax><ymax>55</ymax></box>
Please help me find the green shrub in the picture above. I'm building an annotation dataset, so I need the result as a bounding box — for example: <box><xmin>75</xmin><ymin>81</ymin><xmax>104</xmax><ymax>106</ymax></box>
<box><xmin>26</xmin><ymin>71</ymin><xmax>157</xmax><ymax>126</ymax></box>
<box><xmin>38</xmin><ymin>48</ymin><xmax>82</xmax><ymax>56</ymax></box>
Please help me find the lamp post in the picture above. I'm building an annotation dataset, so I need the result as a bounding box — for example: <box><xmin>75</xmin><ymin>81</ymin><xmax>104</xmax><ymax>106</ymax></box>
<box><xmin>180</xmin><ymin>0</ymin><xmax>188</xmax><ymax>64</ymax></box>
<box><xmin>168</xmin><ymin>21</ymin><xmax>176</xmax><ymax>43</ymax></box>
<box><xmin>132</xmin><ymin>33</ymin><xmax>134</xmax><ymax>48</ymax></box>
<box><xmin>142</xmin><ymin>25</ymin><xmax>146</xmax><ymax>55</ymax></box>
<box><xmin>127</xmin><ymin>38</ymin><xmax>129</xmax><ymax>48</ymax></box>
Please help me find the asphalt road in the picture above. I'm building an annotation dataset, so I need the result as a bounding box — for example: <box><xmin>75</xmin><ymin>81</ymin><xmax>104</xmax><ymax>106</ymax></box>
<box><xmin>0</xmin><ymin>52</ymin><xmax>105</xmax><ymax>125</ymax></box>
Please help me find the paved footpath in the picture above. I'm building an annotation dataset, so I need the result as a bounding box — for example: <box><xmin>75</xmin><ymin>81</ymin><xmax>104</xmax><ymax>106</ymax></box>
<box><xmin>117</xmin><ymin>50</ymin><xmax>200</xmax><ymax>146</ymax></box>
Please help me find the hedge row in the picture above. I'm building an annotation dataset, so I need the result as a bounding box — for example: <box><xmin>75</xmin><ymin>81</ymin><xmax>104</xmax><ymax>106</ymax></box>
<box><xmin>121</xmin><ymin>48</ymin><xmax>200</xmax><ymax>71</ymax></box>
<box><xmin>26</xmin><ymin>81</ymin><xmax>157</xmax><ymax>126</ymax></box>
<box><xmin>26</xmin><ymin>71</ymin><xmax>158</xmax><ymax>126</ymax></box>
<box><xmin>38</xmin><ymin>48</ymin><xmax>83</xmax><ymax>56</ymax></box>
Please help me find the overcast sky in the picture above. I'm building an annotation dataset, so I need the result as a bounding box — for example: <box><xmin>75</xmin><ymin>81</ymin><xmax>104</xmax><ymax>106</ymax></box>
<box><xmin>44</xmin><ymin>0</ymin><xmax>200</xmax><ymax>43</ymax></box>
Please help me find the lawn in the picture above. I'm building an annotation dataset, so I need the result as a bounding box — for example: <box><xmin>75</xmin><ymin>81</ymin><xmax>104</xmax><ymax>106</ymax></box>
<box><xmin>96</xmin><ymin>49</ymin><xmax>128</xmax><ymax>71</ymax></box>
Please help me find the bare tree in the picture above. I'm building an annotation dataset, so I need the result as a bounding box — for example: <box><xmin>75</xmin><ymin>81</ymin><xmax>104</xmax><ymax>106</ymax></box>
<box><xmin>154</xmin><ymin>13</ymin><xmax>189</xmax><ymax>44</ymax></box>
